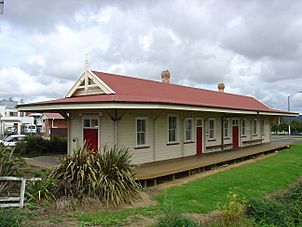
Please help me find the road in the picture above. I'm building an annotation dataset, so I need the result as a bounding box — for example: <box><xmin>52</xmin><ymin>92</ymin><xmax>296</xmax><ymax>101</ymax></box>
<box><xmin>272</xmin><ymin>135</ymin><xmax>302</xmax><ymax>144</ymax></box>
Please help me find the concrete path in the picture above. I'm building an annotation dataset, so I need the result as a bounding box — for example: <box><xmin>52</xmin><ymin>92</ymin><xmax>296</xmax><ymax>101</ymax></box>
<box><xmin>24</xmin><ymin>155</ymin><xmax>64</xmax><ymax>169</ymax></box>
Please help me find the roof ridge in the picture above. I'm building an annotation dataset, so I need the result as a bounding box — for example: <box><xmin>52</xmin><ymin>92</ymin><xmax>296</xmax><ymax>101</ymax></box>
<box><xmin>91</xmin><ymin>70</ymin><xmax>254</xmax><ymax>100</ymax></box>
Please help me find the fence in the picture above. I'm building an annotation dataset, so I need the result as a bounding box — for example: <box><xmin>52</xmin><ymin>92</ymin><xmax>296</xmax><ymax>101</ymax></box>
<box><xmin>0</xmin><ymin>176</ymin><xmax>41</xmax><ymax>208</ymax></box>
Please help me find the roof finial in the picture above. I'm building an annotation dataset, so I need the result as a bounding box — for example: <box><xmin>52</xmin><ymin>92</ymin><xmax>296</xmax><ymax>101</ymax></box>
<box><xmin>84</xmin><ymin>54</ymin><xmax>89</xmax><ymax>92</ymax></box>
<box><xmin>85</xmin><ymin>53</ymin><xmax>89</xmax><ymax>72</ymax></box>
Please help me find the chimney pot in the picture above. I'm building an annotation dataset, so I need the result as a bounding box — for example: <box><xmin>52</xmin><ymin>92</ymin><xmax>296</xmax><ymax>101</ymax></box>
<box><xmin>161</xmin><ymin>70</ymin><xmax>171</xmax><ymax>83</ymax></box>
<box><xmin>218</xmin><ymin>82</ymin><xmax>225</xmax><ymax>92</ymax></box>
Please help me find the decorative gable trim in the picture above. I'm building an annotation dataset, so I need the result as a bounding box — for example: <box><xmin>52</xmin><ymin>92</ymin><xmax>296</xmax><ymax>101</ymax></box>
<box><xmin>65</xmin><ymin>70</ymin><xmax>115</xmax><ymax>97</ymax></box>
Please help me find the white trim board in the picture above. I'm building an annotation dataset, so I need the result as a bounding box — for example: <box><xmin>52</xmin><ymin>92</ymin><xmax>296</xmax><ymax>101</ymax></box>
<box><xmin>18</xmin><ymin>102</ymin><xmax>298</xmax><ymax>117</ymax></box>
<box><xmin>65</xmin><ymin>70</ymin><xmax>115</xmax><ymax>97</ymax></box>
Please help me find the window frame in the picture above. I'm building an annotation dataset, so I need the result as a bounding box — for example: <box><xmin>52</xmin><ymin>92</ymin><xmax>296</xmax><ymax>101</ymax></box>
<box><xmin>253</xmin><ymin>119</ymin><xmax>258</xmax><ymax>135</ymax></box>
<box><xmin>208</xmin><ymin>118</ymin><xmax>216</xmax><ymax>140</ymax></box>
<box><xmin>135</xmin><ymin>117</ymin><xmax>148</xmax><ymax>147</ymax></box>
<box><xmin>241</xmin><ymin>119</ymin><xmax>246</xmax><ymax>136</ymax></box>
<box><xmin>82</xmin><ymin>117</ymin><xmax>99</xmax><ymax>129</ymax></box>
<box><xmin>167</xmin><ymin>115</ymin><xmax>178</xmax><ymax>144</ymax></box>
<box><xmin>223</xmin><ymin>119</ymin><xmax>229</xmax><ymax>138</ymax></box>
<box><xmin>261</xmin><ymin>119</ymin><xmax>265</xmax><ymax>135</ymax></box>
<box><xmin>184</xmin><ymin>118</ymin><xmax>193</xmax><ymax>142</ymax></box>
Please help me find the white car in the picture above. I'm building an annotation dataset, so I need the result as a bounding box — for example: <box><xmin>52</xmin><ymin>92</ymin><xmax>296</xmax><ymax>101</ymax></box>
<box><xmin>24</xmin><ymin>125</ymin><xmax>37</xmax><ymax>134</ymax></box>
<box><xmin>0</xmin><ymin>135</ymin><xmax>26</xmax><ymax>147</ymax></box>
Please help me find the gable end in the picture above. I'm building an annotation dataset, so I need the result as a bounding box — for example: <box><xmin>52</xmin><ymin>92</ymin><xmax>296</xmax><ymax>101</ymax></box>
<box><xmin>66</xmin><ymin>70</ymin><xmax>115</xmax><ymax>97</ymax></box>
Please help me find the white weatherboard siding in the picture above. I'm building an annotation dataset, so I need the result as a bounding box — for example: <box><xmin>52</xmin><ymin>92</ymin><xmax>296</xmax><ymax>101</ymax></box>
<box><xmin>154</xmin><ymin>111</ymin><xmax>182</xmax><ymax>161</ymax></box>
<box><xmin>118</xmin><ymin>111</ymin><xmax>154</xmax><ymax>164</ymax></box>
<box><xmin>69</xmin><ymin>111</ymin><xmax>82</xmax><ymax>152</ymax></box>
<box><xmin>67</xmin><ymin>109</ymin><xmax>273</xmax><ymax>164</ymax></box>
<box><xmin>101</xmin><ymin>113</ymin><xmax>114</xmax><ymax>148</ymax></box>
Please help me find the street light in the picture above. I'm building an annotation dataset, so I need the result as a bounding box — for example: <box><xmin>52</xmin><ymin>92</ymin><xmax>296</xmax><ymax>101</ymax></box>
<box><xmin>288</xmin><ymin>91</ymin><xmax>302</xmax><ymax>136</ymax></box>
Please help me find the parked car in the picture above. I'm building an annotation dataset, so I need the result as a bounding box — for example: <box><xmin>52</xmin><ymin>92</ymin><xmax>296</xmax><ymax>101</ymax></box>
<box><xmin>24</xmin><ymin>124</ymin><xmax>37</xmax><ymax>134</ymax></box>
<box><xmin>0</xmin><ymin>134</ymin><xmax>26</xmax><ymax>147</ymax></box>
<box><xmin>4</xmin><ymin>126</ymin><xmax>16</xmax><ymax>135</ymax></box>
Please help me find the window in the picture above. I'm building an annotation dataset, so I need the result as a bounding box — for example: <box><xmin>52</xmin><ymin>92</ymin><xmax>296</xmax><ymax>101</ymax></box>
<box><xmin>168</xmin><ymin>116</ymin><xmax>177</xmax><ymax>143</ymax></box>
<box><xmin>224</xmin><ymin>120</ymin><xmax>229</xmax><ymax>138</ymax></box>
<box><xmin>253</xmin><ymin>119</ymin><xmax>257</xmax><ymax>135</ymax></box>
<box><xmin>261</xmin><ymin>119</ymin><xmax>265</xmax><ymax>134</ymax></box>
<box><xmin>136</xmin><ymin>118</ymin><xmax>147</xmax><ymax>146</ymax></box>
<box><xmin>232</xmin><ymin>120</ymin><xmax>239</xmax><ymax>126</ymax></box>
<box><xmin>241</xmin><ymin>119</ymin><xmax>246</xmax><ymax>136</ymax></box>
<box><xmin>84</xmin><ymin>119</ymin><xmax>91</xmax><ymax>128</ymax></box>
<box><xmin>83</xmin><ymin>118</ymin><xmax>99</xmax><ymax>128</ymax></box>
<box><xmin>209</xmin><ymin>118</ymin><xmax>215</xmax><ymax>139</ymax></box>
<box><xmin>196</xmin><ymin>119</ymin><xmax>203</xmax><ymax>127</ymax></box>
<box><xmin>184</xmin><ymin>118</ymin><xmax>193</xmax><ymax>142</ymax></box>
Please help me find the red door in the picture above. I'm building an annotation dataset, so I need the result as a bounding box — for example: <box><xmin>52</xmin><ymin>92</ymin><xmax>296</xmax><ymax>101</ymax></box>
<box><xmin>232</xmin><ymin>126</ymin><xmax>239</xmax><ymax>149</ymax></box>
<box><xmin>196</xmin><ymin>127</ymin><xmax>203</xmax><ymax>156</ymax></box>
<box><xmin>84</xmin><ymin>128</ymin><xmax>98</xmax><ymax>153</ymax></box>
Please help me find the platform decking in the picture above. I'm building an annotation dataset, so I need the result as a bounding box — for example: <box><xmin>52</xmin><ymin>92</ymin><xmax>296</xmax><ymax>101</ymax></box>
<box><xmin>135</xmin><ymin>142</ymin><xmax>292</xmax><ymax>184</ymax></box>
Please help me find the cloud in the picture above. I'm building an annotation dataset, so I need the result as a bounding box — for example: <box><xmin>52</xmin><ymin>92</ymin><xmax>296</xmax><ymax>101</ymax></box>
<box><xmin>0</xmin><ymin>0</ymin><xmax>302</xmax><ymax>113</ymax></box>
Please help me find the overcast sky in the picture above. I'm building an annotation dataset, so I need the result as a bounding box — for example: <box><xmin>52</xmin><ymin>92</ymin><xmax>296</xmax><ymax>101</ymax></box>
<box><xmin>0</xmin><ymin>0</ymin><xmax>302</xmax><ymax>113</ymax></box>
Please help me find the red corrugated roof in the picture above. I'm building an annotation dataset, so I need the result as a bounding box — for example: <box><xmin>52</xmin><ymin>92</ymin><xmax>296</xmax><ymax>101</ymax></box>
<box><xmin>43</xmin><ymin>113</ymin><xmax>64</xmax><ymax>119</ymax></box>
<box><xmin>26</xmin><ymin>70</ymin><xmax>289</xmax><ymax>114</ymax></box>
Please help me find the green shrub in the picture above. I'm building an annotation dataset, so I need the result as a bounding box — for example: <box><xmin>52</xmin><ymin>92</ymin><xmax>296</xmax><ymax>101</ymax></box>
<box><xmin>247</xmin><ymin>183</ymin><xmax>302</xmax><ymax>226</ymax></box>
<box><xmin>217</xmin><ymin>190</ymin><xmax>247</xmax><ymax>226</ymax></box>
<box><xmin>51</xmin><ymin>145</ymin><xmax>100</xmax><ymax>198</ymax></box>
<box><xmin>0</xmin><ymin>146</ymin><xmax>25</xmax><ymax>176</ymax></box>
<box><xmin>0</xmin><ymin>146</ymin><xmax>25</xmax><ymax>195</ymax></box>
<box><xmin>26</xmin><ymin>171</ymin><xmax>56</xmax><ymax>206</ymax></box>
<box><xmin>49</xmin><ymin>137</ymin><xmax>67</xmax><ymax>154</ymax></box>
<box><xmin>157</xmin><ymin>200</ymin><xmax>199</xmax><ymax>227</ymax></box>
<box><xmin>15</xmin><ymin>135</ymin><xmax>67</xmax><ymax>156</ymax></box>
<box><xmin>51</xmin><ymin>145</ymin><xmax>141</xmax><ymax>207</ymax></box>
<box><xmin>97</xmin><ymin>146</ymin><xmax>142</xmax><ymax>207</ymax></box>
<box><xmin>247</xmin><ymin>199</ymin><xmax>291</xmax><ymax>226</ymax></box>
<box><xmin>0</xmin><ymin>208</ymin><xmax>23</xmax><ymax>227</ymax></box>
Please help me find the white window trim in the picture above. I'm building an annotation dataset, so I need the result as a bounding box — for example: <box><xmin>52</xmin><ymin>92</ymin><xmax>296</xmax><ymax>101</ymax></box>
<box><xmin>253</xmin><ymin>119</ymin><xmax>258</xmax><ymax>135</ymax></box>
<box><xmin>241</xmin><ymin>119</ymin><xmax>246</xmax><ymax>136</ymax></box>
<box><xmin>208</xmin><ymin>118</ymin><xmax>216</xmax><ymax>140</ymax></box>
<box><xmin>261</xmin><ymin>119</ymin><xmax>265</xmax><ymax>135</ymax></box>
<box><xmin>135</xmin><ymin>117</ymin><xmax>148</xmax><ymax>147</ymax></box>
<box><xmin>167</xmin><ymin>114</ymin><xmax>179</xmax><ymax>144</ymax></box>
<box><xmin>232</xmin><ymin>119</ymin><xmax>239</xmax><ymax>126</ymax></box>
<box><xmin>223</xmin><ymin>119</ymin><xmax>229</xmax><ymax>138</ymax></box>
<box><xmin>196</xmin><ymin>118</ymin><xmax>203</xmax><ymax>127</ymax></box>
<box><xmin>184</xmin><ymin>118</ymin><xmax>193</xmax><ymax>142</ymax></box>
<box><xmin>82</xmin><ymin>117</ymin><xmax>99</xmax><ymax>129</ymax></box>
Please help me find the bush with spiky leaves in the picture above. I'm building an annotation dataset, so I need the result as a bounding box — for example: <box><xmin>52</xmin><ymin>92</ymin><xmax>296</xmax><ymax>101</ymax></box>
<box><xmin>51</xmin><ymin>145</ymin><xmax>141</xmax><ymax>207</ymax></box>
<box><xmin>51</xmin><ymin>145</ymin><xmax>99</xmax><ymax>198</ymax></box>
<box><xmin>97</xmin><ymin>146</ymin><xmax>142</xmax><ymax>207</ymax></box>
<box><xmin>0</xmin><ymin>146</ymin><xmax>25</xmax><ymax>195</ymax></box>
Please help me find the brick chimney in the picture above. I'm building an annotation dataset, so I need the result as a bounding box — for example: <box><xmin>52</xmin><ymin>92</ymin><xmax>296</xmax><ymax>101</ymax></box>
<box><xmin>161</xmin><ymin>70</ymin><xmax>170</xmax><ymax>83</ymax></box>
<box><xmin>218</xmin><ymin>82</ymin><xmax>225</xmax><ymax>92</ymax></box>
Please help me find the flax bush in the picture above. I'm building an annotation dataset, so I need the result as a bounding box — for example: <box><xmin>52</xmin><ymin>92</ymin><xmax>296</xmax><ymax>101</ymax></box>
<box><xmin>51</xmin><ymin>145</ymin><xmax>141</xmax><ymax>207</ymax></box>
<box><xmin>0</xmin><ymin>146</ymin><xmax>25</xmax><ymax>195</ymax></box>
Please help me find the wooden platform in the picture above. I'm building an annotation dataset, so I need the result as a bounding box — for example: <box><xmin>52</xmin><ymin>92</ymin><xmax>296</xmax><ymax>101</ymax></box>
<box><xmin>135</xmin><ymin>142</ymin><xmax>292</xmax><ymax>186</ymax></box>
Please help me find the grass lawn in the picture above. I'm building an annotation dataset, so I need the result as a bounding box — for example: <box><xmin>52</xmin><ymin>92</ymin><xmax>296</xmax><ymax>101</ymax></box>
<box><xmin>73</xmin><ymin>143</ymin><xmax>302</xmax><ymax>226</ymax></box>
